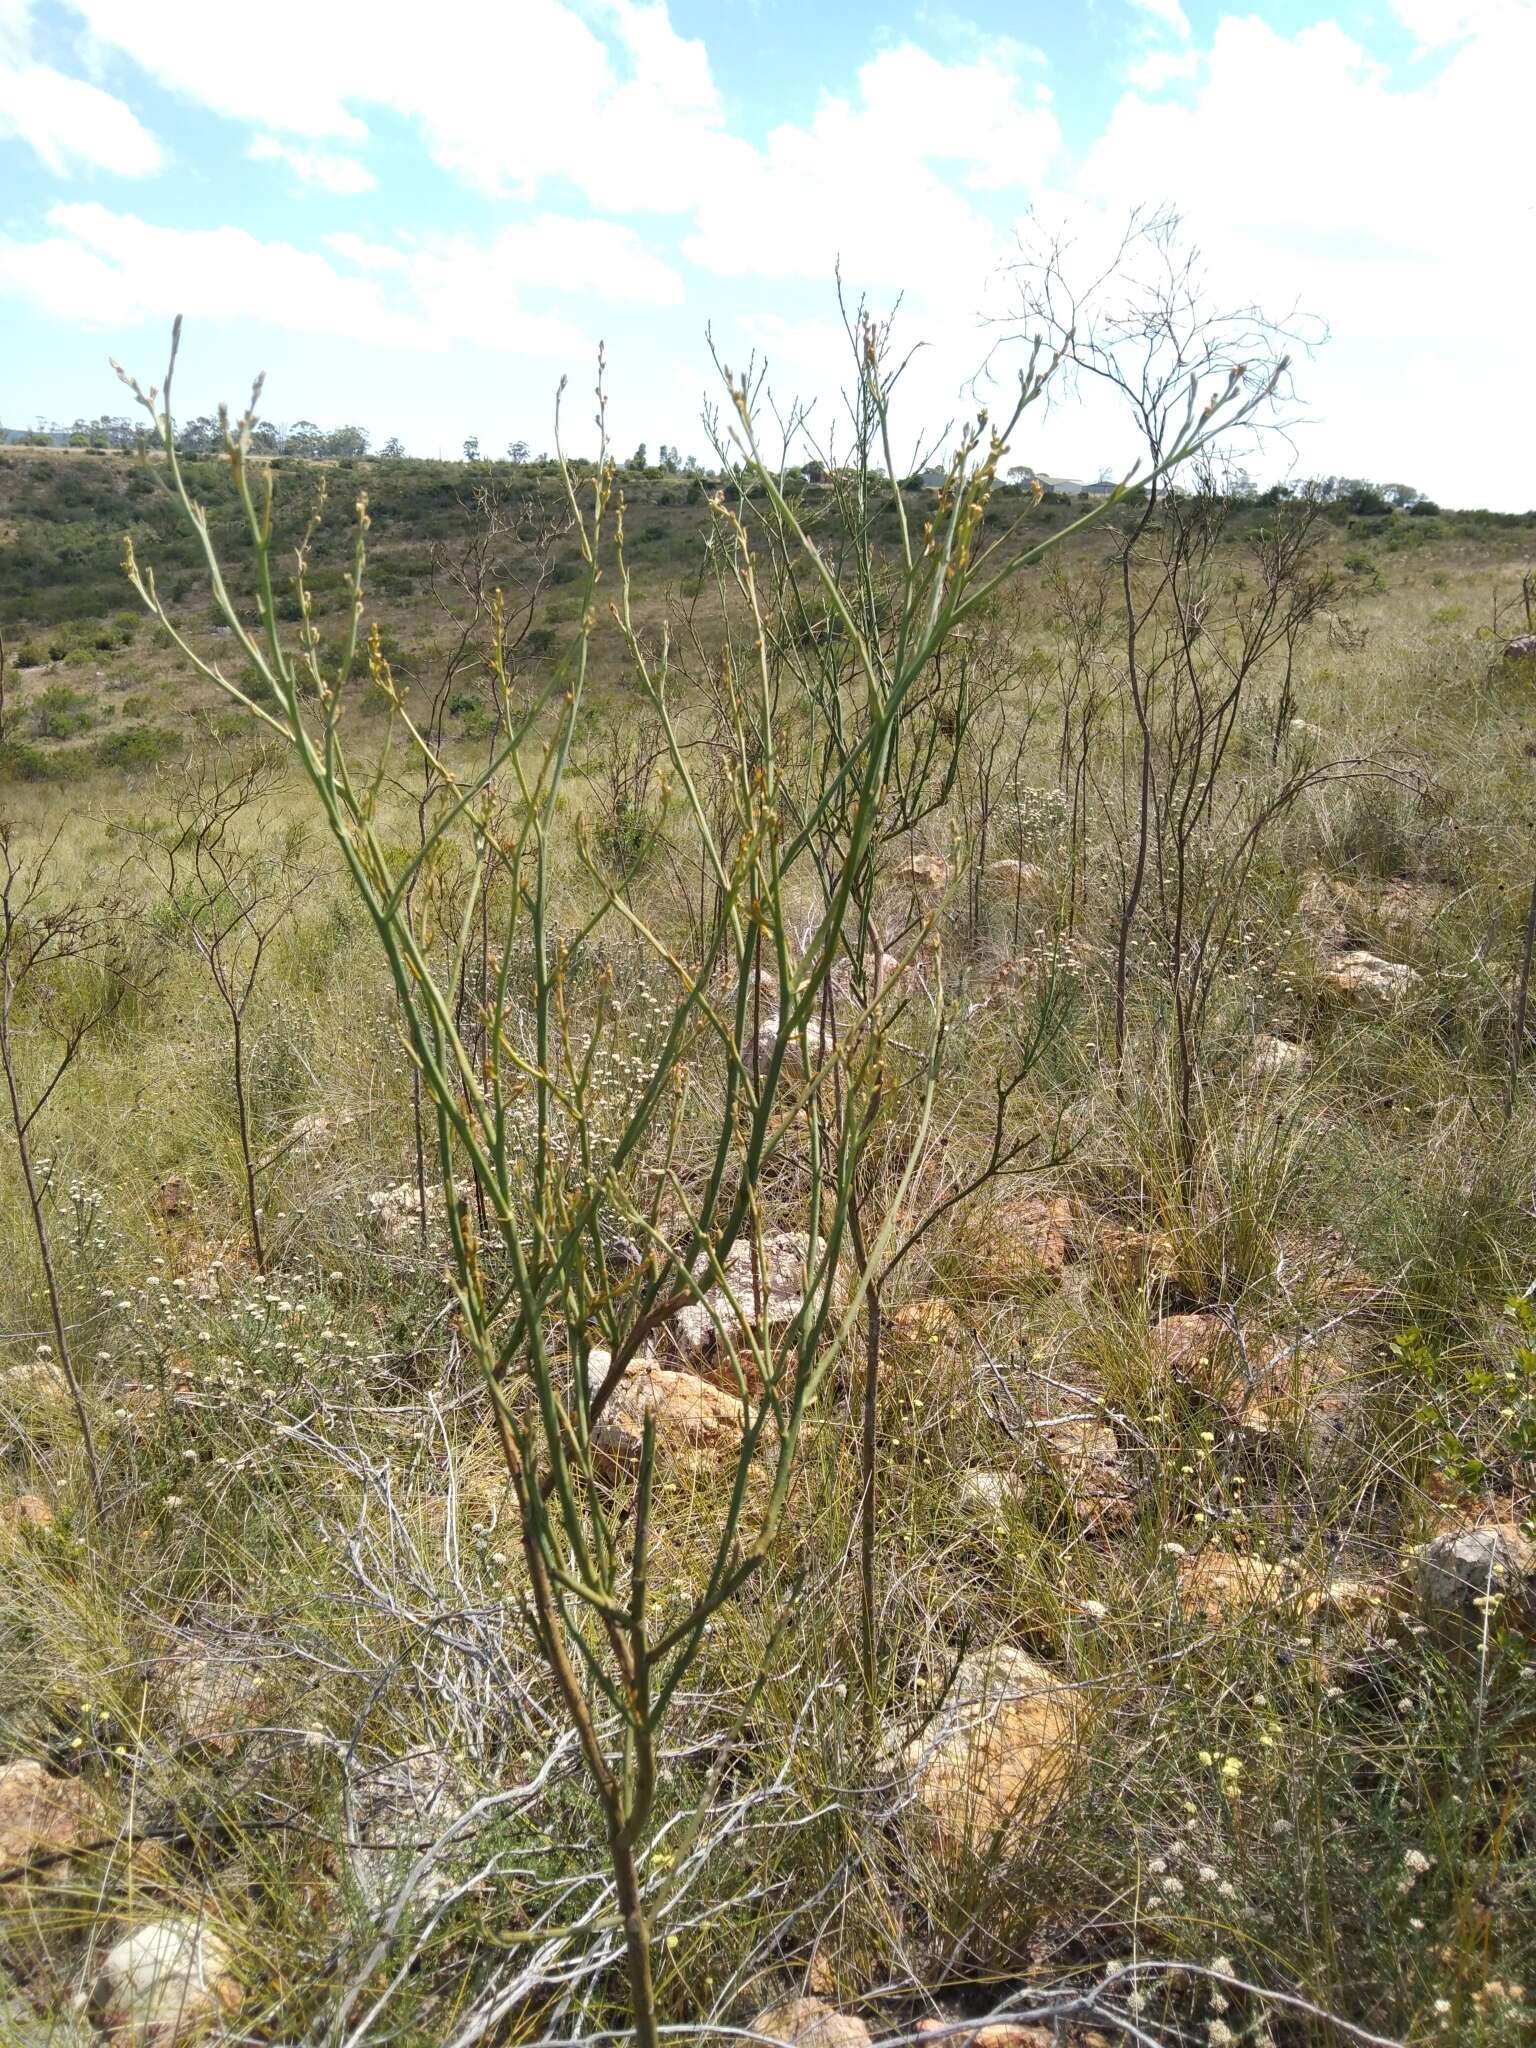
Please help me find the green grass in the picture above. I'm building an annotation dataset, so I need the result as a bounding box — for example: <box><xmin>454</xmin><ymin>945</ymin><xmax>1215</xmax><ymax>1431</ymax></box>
<box><xmin>1</xmin><ymin>445</ymin><xmax>1534</xmax><ymax>2048</ymax></box>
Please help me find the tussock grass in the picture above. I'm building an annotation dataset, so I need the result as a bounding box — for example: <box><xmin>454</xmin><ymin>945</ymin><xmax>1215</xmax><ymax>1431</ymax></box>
<box><xmin>3</xmin><ymin>413</ymin><xmax>1535</xmax><ymax>2048</ymax></box>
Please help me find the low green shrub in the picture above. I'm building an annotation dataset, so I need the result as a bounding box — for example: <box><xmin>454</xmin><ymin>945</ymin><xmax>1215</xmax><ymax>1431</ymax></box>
<box><xmin>94</xmin><ymin>722</ymin><xmax>182</xmax><ymax>771</ymax></box>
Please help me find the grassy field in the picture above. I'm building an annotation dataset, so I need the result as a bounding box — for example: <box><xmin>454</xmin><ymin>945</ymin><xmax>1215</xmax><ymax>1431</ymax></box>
<box><xmin>1</xmin><ymin>413</ymin><xmax>1534</xmax><ymax>2048</ymax></box>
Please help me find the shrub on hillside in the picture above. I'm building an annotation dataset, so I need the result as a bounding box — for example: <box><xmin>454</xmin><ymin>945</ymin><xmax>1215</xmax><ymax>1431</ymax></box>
<box><xmin>94</xmin><ymin>722</ymin><xmax>182</xmax><ymax>771</ymax></box>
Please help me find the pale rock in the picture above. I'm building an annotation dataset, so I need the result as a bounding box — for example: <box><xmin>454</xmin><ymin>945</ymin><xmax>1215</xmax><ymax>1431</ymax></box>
<box><xmin>1320</xmin><ymin>949</ymin><xmax>1420</xmax><ymax>1007</ymax></box>
<box><xmin>670</xmin><ymin>1232</ymin><xmax>837</xmax><ymax>1378</ymax></box>
<box><xmin>971</xmin><ymin>1194</ymin><xmax>1071</xmax><ymax>1296</ymax></box>
<box><xmin>1041</xmin><ymin>1418</ymin><xmax>1130</xmax><ymax>1531</ymax></box>
<box><xmin>1412</xmin><ymin>1523</ymin><xmax>1535</xmax><ymax>1642</ymax></box>
<box><xmin>157</xmin><ymin>1653</ymin><xmax>270</xmax><ymax>1748</ymax></box>
<box><xmin>1149</xmin><ymin>1313</ymin><xmax>1240</xmax><ymax>1404</ymax></box>
<box><xmin>956</xmin><ymin>1468</ymin><xmax>1015</xmax><ymax>1522</ymax></box>
<box><xmin>259</xmin><ymin>1110</ymin><xmax>349</xmax><ymax>1174</ymax></box>
<box><xmin>0</xmin><ymin>1990</ymin><xmax>96</xmax><ymax>2047</ymax></box>
<box><xmin>3</xmin><ymin>1493</ymin><xmax>55</xmax><ymax>1532</ymax></box>
<box><xmin>1088</xmin><ymin>1218</ymin><xmax>1178</xmax><ymax>1289</ymax></box>
<box><xmin>1249</xmin><ymin>1033</ymin><xmax>1312</xmax><ymax>1081</ymax></box>
<box><xmin>984</xmin><ymin>859</ymin><xmax>1051</xmax><ymax>900</ymax></box>
<box><xmin>185</xmin><ymin>1263</ymin><xmax>226</xmax><ymax>1306</ymax></box>
<box><xmin>1176</xmin><ymin>1549</ymin><xmax>1299</xmax><ymax>1623</ymax></box>
<box><xmin>899</xmin><ymin>851</ymin><xmax>949</xmax><ymax>897</ymax></box>
<box><xmin>91</xmin><ymin>1918</ymin><xmax>240</xmax><ymax>2044</ymax></box>
<box><xmin>1502</xmin><ymin>632</ymin><xmax>1536</xmax><ymax>662</ymax></box>
<box><xmin>582</xmin><ymin>1344</ymin><xmax>626</xmax><ymax>1396</ymax></box>
<box><xmin>1237</xmin><ymin>1339</ymin><xmax>1357</xmax><ymax>1445</ymax></box>
<box><xmin>889</xmin><ymin>1297</ymin><xmax>962</xmax><ymax>1349</ymax></box>
<box><xmin>592</xmin><ymin>1363</ymin><xmax>757</xmax><ymax>1478</ymax></box>
<box><xmin>1366</xmin><ymin>880</ymin><xmax>1447</xmax><ymax>947</ymax></box>
<box><xmin>1298</xmin><ymin>1575</ymin><xmax>1398</xmax><ymax>1627</ymax></box>
<box><xmin>1297</xmin><ymin>871</ymin><xmax>1349</xmax><ymax>948</ymax></box>
<box><xmin>0</xmin><ymin>1759</ymin><xmax>105</xmax><ymax>1886</ymax></box>
<box><xmin>751</xmin><ymin>1009</ymin><xmax>833</xmax><ymax>1084</ymax></box>
<box><xmin>750</xmin><ymin>1996</ymin><xmax>871</xmax><ymax>2048</ymax></box>
<box><xmin>895</xmin><ymin>1644</ymin><xmax>1075</xmax><ymax>1850</ymax></box>
<box><xmin>871</xmin><ymin>948</ymin><xmax>907</xmax><ymax>998</ymax></box>
<box><xmin>915</xmin><ymin>2022</ymin><xmax>1054</xmax><ymax>2048</ymax></box>
<box><xmin>0</xmin><ymin>1359</ymin><xmax>69</xmax><ymax>1406</ymax></box>
<box><xmin>365</xmin><ymin>1181</ymin><xmax>444</xmax><ymax>1243</ymax></box>
<box><xmin>346</xmin><ymin>1748</ymin><xmax>468</xmax><ymax>1912</ymax></box>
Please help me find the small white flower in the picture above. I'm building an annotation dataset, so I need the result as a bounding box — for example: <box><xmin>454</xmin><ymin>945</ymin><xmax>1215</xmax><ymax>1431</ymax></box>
<box><xmin>1403</xmin><ymin>1848</ymin><xmax>1433</xmax><ymax>1876</ymax></box>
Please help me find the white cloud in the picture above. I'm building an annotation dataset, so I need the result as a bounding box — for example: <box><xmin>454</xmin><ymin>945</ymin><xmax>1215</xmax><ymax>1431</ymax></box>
<box><xmin>1389</xmin><ymin>0</ymin><xmax>1520</xmax><ymax>48</ymax></box>
<box><xmin>851</xmin><ymin>44</ymin><xmax>1063</xmax><ymax>191</ymax></box>
<box><xmin>0</xmin><ymin>204</ymin><xmax>597</xmax><ymax>360</ymax></box>
<box><xmin>326</xmin><ymin>217</ymin><xmax>683</xmax><ymax>305</ymax></box>
<box><xmin>0</xmin><ymin>204</ymin><xmax>429</xmax><ymax>340</ymax></box>
<box><xmin>1127</xmin><ymin>0</ymin><xmax>1192</xmax><ymax>39</ymax></box>
<box><xmin>1079</xmin><ymin>14</ymin><xmax>1534</xmax><ymax>305</ymax></box>
<box><xmin>62</xmin><ymin>0</ymin><xmax>737</xmax><ymax>210</ymax></box>
<box><xmin>1072</xmin><ymin>6</ymin><xmax>1536</xmax><ymax>502</ymax></box>
<box><xmin>1126</xmin><ymin>49</ymin><xmax>1201</xmax><ymax>90</ymax></box>
<box><xmin>323</xmin><ymin>232</ymin><xmax>409</xmax><ymax>275</ymax></box>
<box><xmin>487</xmin><ymin>217</ymin><xmax>683</xmax><ymax>303</ymax></box>
<box><xmin>249</xmin><ymin>135</ymin><xmax>375</xmax><ymax>194</ymax></box>
<box><xmin>0</xmin><ymin>203</ymin><xmax>680</xmax><ymax>364</ymax></box>
<box><xmin>0</xmin><ymin>57</ymin><xmax>162</xmax><ymax>174</ymax></box>
<box><xmin>685</xmin><ymin>42</ymin><xmax>1059</xmax><ymax>291</ymax></box>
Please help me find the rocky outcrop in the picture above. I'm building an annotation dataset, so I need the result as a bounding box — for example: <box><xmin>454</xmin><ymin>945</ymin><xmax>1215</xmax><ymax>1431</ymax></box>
<box><xmin>983</xmin><ymin>859</ymin><xmax>1051</xmax><ymax>901</ymax></box>
<box><xmin>365</xmin><ymin>1181</ymin><xmax>444</xmax><ymax>1243</ymax></box>
<box><xmin>751</xmin><ymin>1008</ymin><xmax>834</xmax><ymax>1083</ymax></box>
<box><xmin>154</xmin><ymin>1650</ymin><xmax>272</xmax><ymax>1750</ymax></box>
<box><xmin>1411</xmin><ymin>1523</ymin><xmax>1535</xmax><ymax>1644</ymax></box>
<box><xmin>1041</xmin><ymin>1418</ymin><xmax>1131</xmax><ymax>1532</ymax></box>
<box><xmin>0</xmin><ymin>1759</ymin><xmax>105</xmax><ymax>1887</ymax></box>
<box><xmin>916</xmin><ymin>2022</ymin><xmax>1055</xmax><ymax>2048</ymax></box>
<box><xmin>1319</xmin><ymin>949</ymin><xmax>1421</xmax><ymax>1007</ymax></box>
<box><xmin>592</xmin><ymin>1362</ymin><xmax>760</xmax><ymax>1478</ymax></box>
<box><xmin>899</xmin><ymin>852</ymin><xmax>949</xmax><ymax>897</ymax></box>
<box><xmin>1249</xmin><ymin>1033</ymin><xmax>1312</xmax><ymax>1081</ymax></box>
<box><xmin>889</xmin><ymin>1297</ymin><xmax>963</xmax><ymax>1349</ymax></box>
<box><xmin>1149</xmin><ymin>1313</ymin><xmax>1241</xmax><ymax>1403</ymax></box>
<box><xmin>2</xmin><ymin>1493</ymin><xmax>55</xmax><ymax>1534</ymax></box>
<box><xmin>970</xmin><ymin>1195</ymin><xmax>1072</xmax><ymax>1296</ymax></box>
<box><xmin>669</xmin><ymin>1232</ymin><xmax>838</xmax><ymax>1380</ymax></box>
<box><xmin>91</xmin><ymin>1918</ymin><xmax>240</xmax><ymax>2044</ymax></box>
<box><xmin>346</xmin><ymin>1747</ymin><xmax>469</xmax><ymax>1912</ymax></box>
<box><xmin>750</xmin><ymin>1996</ymin><xmax>872</xmax><ymax>2048</ymax></box>
<box><xmin>1176</xmin><ymin>1549</ymin><xmax>1300</xmax><ymax>1623</ymax></box>
<box><xmin>893</xmin><ymin>1644</ymin><xmax>1075</xmax><ymax>1852</ymax></box>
